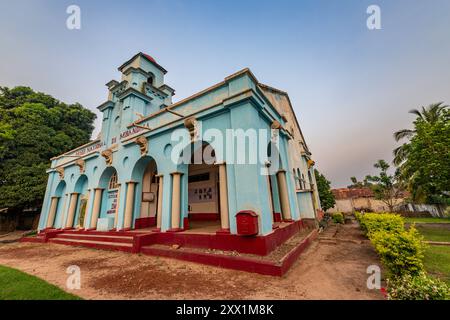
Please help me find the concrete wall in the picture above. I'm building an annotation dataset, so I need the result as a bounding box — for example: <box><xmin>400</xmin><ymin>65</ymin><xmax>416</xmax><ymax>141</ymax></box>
<box><xmin>328</xmin><ymin>197</ymin><xmax>404</xmax><ymax>213</ymax></box>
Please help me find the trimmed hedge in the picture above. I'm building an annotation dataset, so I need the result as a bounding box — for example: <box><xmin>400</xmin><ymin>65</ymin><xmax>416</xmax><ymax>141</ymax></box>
<box><xmin>370</xmin><ymin>226</ymin><xmax>426</xmax><ymax>277</ymax></box>
<box><xmin>355</xmin><ymin>212</ymin><xmax>404</xmax><ymax>236</ymax></box>
<box><xmin>356</xmin><ymin>212</ymin><xmax>449</xmax><ymax>300</ymax></box>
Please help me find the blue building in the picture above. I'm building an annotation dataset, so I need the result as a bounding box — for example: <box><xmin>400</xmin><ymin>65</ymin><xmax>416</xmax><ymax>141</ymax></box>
<box><xmin>37</xmin><ymin>52</ymin><xmax>321</xmax><ymax>242</ymax></box>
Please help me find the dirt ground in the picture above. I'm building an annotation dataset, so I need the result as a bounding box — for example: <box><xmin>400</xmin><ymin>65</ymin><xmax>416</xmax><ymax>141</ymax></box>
<box><xmin>0</xmin><ymin>223</ymin><xmax>384</xmax><ymax>300</ymax></box>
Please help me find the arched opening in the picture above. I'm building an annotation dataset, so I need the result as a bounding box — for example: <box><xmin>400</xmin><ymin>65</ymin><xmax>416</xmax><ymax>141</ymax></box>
<box><xmin>98</xmin><ymin>167</ymin><xmax>119</xmax><ymax>224</ymax></box>
<box><xmin>185</xmin><ymin>141</ymin><xmax>221</xmax><ymax>233</ymax></box>
<box><xmin>131</xmin><ymin>156</ymin><xmax>159</xmax><ymax>229</ymax></box>
<box><xmin>51</xmin><ymin>180</ymin><xmax>67</xmax><ymax>229</ymax></box>
<box><xmin>267</xmin><ymin>142</ymin><xmax>283</xmax><ymax>223</ymax></box>
<box><xmin>73</xmin><ymin>175</ymin><xmax>88</xmax><ymax>229</ymax></box>
<box><xmin>147</xmin><ymin>75</ymin><xmax>154</xmax><ymax>86</ymax></box>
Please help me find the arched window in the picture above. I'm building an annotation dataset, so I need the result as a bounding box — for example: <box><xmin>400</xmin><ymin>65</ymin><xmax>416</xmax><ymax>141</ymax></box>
<box><xmin>108</xmin><ymin>172</ymin><xmax>118</xmax><ymax>190</ymax></box>
<box><xmin>293</xmin><ymin>169</ymin><xmax>299</xmax><ymax>189</ymax></box>
<box><xmin>307</xmin><ymin>171</ymin><xmax>313</xmax><ymax>189</ymax></box>
<box><xmin>297</xmin><ymin>169</ymin><xmax>302</xmax><ymax>189</ymax></box>
<box><xmin>147</xmin><ymin>76</ymin><xmax>154</xmax><ymax>86</ymax></box>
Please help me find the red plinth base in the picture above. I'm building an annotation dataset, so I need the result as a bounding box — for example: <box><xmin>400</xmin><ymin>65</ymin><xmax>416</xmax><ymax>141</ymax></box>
<box><xmin>151</xmin><ymin>228</ymin><xmax>161</xmax><ymax>233</ymax></box>
<box><xmin>216</xmin><ymin>228</ymin><xmax>230</xmax><ymax>235</ymax></box>
<box><xmin>273</xmin><ymin>212</ymin><xmax>282</xmax><ymax>222</ymax></box>
<box><xmin>167</xmin><ymin>228</ymin><xmax>184</xmax><ymax>233</ymax></box>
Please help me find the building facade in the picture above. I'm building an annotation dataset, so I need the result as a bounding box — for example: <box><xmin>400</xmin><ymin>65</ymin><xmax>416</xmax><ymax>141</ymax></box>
<box><xmin>37</xmin><ymin>52</ymin><xmax>321</xmax><ymax>236</ymax></box>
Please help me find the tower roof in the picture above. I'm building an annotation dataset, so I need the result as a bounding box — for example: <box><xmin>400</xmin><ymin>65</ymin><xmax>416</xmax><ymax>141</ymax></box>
<box><xmin>118</xmin><ymin>52</ymin><xmax>167</xmax><ymax>74</ymax></box>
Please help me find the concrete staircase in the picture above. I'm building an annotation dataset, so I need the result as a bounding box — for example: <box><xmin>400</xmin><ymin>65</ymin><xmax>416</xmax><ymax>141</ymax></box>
<box><xmin>47</xmin><ymin>230</ymin><xmax>135</xmax><ymax>253</ymax></box>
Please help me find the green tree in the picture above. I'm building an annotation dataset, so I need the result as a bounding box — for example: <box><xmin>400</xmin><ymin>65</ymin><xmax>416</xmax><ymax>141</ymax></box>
<box><xmin>0</xmin><ymin>86</ymin><xmax>96</xmax><ymax>212</ymax></box>
<box><xmin>393</xmin><ymin>102</ymin><xmax>448</xmax><ymax>166</ymax></box>
<box><xmin>366</xmin><ymin>160</ymin><xmax>404</xmax><ymax>212</ymax></box>
<box><xmin>393</xmin><ymin>103</ymin><xmax>449</xmax><ymax>204</ymax></box>
<box><xmin>314</xmin><ymin>169</ymin><xmax>336</xmax><ymax>211</ymax></box>
<box><xmin>348</xmin><ymin>176</ymin><xmax>372</xmax><ymax>189</ymax></box>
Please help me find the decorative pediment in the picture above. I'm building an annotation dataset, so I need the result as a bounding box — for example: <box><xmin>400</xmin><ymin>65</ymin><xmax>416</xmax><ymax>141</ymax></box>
<box><xmin>184</xmin><ymin>117</ymin><xmax>200</xmax><ymax>141</ymax></box>
<box><xmin>55</xmin><ymin>167</ymin><xmax>64</xmax><ymax>179</ymax></box>
<box><xmin>134</xmin><ymin>136</ymin><xmax>148</xmax><ymax>156</ymax></box>
<box><xmin>101</xmin><ymin>149</ymin><xmax>113</xmax><ymax>166</ymax></box>
<box><xmin>75</xmin><ymin>159</ymin><xmax>86</xmax><ymax>174</ymax></box>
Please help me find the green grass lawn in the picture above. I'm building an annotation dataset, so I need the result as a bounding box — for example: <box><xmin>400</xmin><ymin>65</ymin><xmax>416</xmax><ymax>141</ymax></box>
<box><xmin>424</xmin><ymin>246</ymin><xmax>450</xmax><ymax>285</ymax></box>
<box><xmin>404</xmin><ymin>217</ymin><xmax>450</xmax><ymax>224</ymax></box>
<box><xmin>0</xmin><ymin>265</ymin><xmax>81</xmax><ymax>300</ymax></box>
<box><xmin>415</xmin><ymin>225</ymin><xmax>450</xmax><ymax>242</ymax></box>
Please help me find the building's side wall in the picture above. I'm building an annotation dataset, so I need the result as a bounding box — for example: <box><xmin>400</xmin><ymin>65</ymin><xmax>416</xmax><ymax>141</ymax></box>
<box><xmin>259</xmin><ymin>87</ymin><xmax>320</xmax><ymax>219</ymax></box>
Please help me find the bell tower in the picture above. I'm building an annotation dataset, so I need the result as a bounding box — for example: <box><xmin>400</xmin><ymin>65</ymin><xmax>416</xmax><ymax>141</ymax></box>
<box><xmin>98</xmin><ymin>52</ymin><xmax>175</xmax><ymax>147</ymax></box>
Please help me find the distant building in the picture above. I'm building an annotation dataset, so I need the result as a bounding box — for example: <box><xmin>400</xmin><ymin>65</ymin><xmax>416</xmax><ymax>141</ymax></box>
<box><xmin>328</xmin><ymin>187</ymin><xmax>407</xmax><ymax>213</ymax></box>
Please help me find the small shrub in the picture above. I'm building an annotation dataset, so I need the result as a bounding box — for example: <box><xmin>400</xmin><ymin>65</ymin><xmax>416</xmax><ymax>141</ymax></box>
<box><xmin>387</xmin><ymin>272</ymin><xmax>450</xmax><ymax>300</ymax></box>
<box><xmin>370</xmin><ymin>226</ymin><xmax>426</xmax><ymax>277</ymax></box>
<box><xmin>444</xmin><ymin>207</ymin><xmax>450</xmax><ymax>218</ymax></box>
<box><xmin>332</xmin><ymin>212</ymin><xmax>344</xmax><ymax>224</ymax></box>
<box><xmin>357</xmin><ymin>213</ymin><xmax>404</xmax><ymax>236</ymax></box>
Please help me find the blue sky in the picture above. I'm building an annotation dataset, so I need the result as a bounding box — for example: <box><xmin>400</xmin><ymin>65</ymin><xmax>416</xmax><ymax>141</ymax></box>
<box><xmin>1</xmin><ymin>0</ymin><xmax>449</xmax><ymax>187</ymax></box>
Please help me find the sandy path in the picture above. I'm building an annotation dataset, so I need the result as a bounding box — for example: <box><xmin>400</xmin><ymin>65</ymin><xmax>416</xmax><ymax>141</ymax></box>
<box><xmin>0</xmin><ymin>224</ymin><xmax>384</xmax><ymax>300</ymax></box>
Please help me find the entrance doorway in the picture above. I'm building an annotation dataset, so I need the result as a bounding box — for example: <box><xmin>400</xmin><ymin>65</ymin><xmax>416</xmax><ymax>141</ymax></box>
<box><xmin>187</xmin><ymin>142</ymin><xmax>221</xmax><ymax>233</ymax></box>
<box><xmin>76</xmin><ymin>195</ymin><xmax>88</xmax><ymax>228</ymax></box>
<box><xmin>73</xmin><ymin>174</ymin><xmax>88</xmax><ymax>229</ymax></box>
<box><xmin>138</xmin><ymin>159</ymin><xmax>159</xmax><ymax>227</ymax></box>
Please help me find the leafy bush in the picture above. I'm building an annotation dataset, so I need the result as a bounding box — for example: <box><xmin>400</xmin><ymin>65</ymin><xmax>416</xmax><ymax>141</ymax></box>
<box><xmin>332</xmin><ymin>212</ymin><xmax>344</xmax><ymax>224</ymax></box>
<box><xmin>444</xmin><ymin>207</ymin><xmax>450</xmax><ymax>218</ymax></box>
<box><xmin>357</xmin><ymin>212</ymin><xmax>448</xmax><ymax>300</ymax></box>
<box><xmin>370</xmin><ymin>226</ymin><xmax>426</xmax><ymax>277</ymax></box>
<box><xmin>357</xmin><ymin>212</ymin><xmax>404</xmax><ymax>236</ymax></box>
<box><xmin>387</xmin><ymin>272</ymin><xmax>450</xmax><ymax>300</ymax></box>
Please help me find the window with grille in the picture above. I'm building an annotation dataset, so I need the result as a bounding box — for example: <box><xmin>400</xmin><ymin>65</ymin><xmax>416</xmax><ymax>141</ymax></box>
<box><xmin>108</xmin><ymin>172</ymin><xmax>118</xmax><ymax>190</ymax></box>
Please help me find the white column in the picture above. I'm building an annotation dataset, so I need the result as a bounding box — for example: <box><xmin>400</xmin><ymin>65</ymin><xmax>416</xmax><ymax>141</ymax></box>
<box><xmin>65</xmin><ymin>192</ymin><xmax>79</xmax><ymax>228</ymax></box>
<box><xmin>218</xmin><ymin>163</ymin><xmax>230</xmax><ymax>231</ymax></box>
<box><xmin>170</xmin><ymin>172</ymin><xmax>183</xmax><ymax>231</ymax></box>
<box><xmin>276</xmin><ymin>170</ymin><xmax>292</xmax><ymax>221</ymax></box>
<box><xmin>156</xmin><ymin>174</ymin><xmax>164</xmax><ymax>230</ymax></box>
<box><xmin>89</xmin><ymin>188</ymin><xmax>103</xmax><ymax>229</ymax></box>
<box><xmin>46</xmin><ymin>196</ymin><xmax>59</xmax><ymax>228</ymax></box>
<box><xmin>123</xmin><ymin>181</ymin><xmax>137</xmax><ymax>230</ymax></box>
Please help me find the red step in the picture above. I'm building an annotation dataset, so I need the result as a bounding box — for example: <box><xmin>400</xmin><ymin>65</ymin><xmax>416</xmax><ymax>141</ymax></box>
<box><xmin>48</xmin><ymin>237</ymin><xmax>133</xmax><ymax>253</ymax></box>
<box><xmin>55</xmin><ymin>233</ymin><xmax>133</xmax><ymax>244</ymax></box>
<box><xmin>63</xmin><ymin>229</ymin><xmax>147</xmax><ymax>236</ymax></box>
<box><xmin>140</xmin><ymin>229</ymin><xmax>318</xmax><ymax>276</ymax></box>
<box><xmin>141</xmin><ymin>244</ymin><xmax>282</xmax><ymax>276</ymax></box>
<box><xmin>20</xmin><ymin>236</ymin><xmax>46</xmax><ymax>243</ymax></box>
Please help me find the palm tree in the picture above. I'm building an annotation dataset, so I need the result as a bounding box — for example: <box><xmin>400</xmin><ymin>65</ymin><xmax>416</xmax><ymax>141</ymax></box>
<box><xmin>393</xmin><ymin>102</ymin><xmax>448</xmax><ymax>166</ymax></box>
